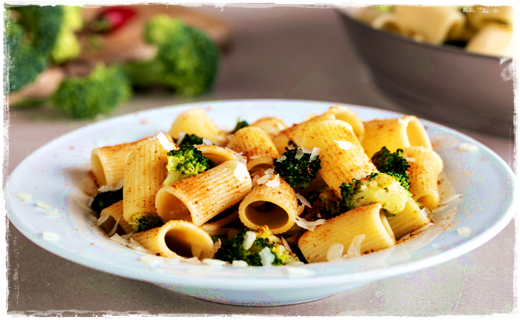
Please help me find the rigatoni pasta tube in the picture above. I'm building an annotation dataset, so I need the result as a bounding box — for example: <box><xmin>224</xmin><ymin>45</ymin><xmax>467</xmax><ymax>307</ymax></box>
<box><xmin>227</xmin><ymin>126</ymin><xmax>280</xmax><ymax>172</ymax></box>
<box><xmin>195</xmin><ymin>145</ymin><xmax>238</xmax><ymax>166</ymax></box>
<box><xmin>467</xmin><ymin>5</ymin><xmax>512</xmax><ymax>29</ymax></box>
<box><xmin>402</xmin><ymin>146</ymin><xmax>444</xmax><ymax>211</ymax></box>
<box><xmin>132</xmin><ymin>220</ymin><xmax>214</xmax><ymax>260</ymax></box>
<box><xmin>251</xmin><ymin>117</ymin><xmax>287</xmax><ymax>137</ymax></box>
<box><xmin>91</xmin><ymin>138</ymin><xmax>147</xmax><ymax>186</ymax></box>
<box><xmin>169</xmin><ymin>107</ymin><xmax>228</xmax><ymax>146</ymax></box>
<box><xmin>238</xmin><ymin>177</ymin><xmax>299</xmax><ymax>234</ymax></box>
<box><xmin>123</xmin><ymin>138</ymin><xmax>169</xmax><ymax>222</ymax></box>
<box><xmin>394</xmin><ymin>6</ymin><xmax>466</xmax><ymax>44</ymax></box>
<box><xmin>387</xmin><ymin>198</ymin><xmax>431</xmax><ymax>240</ymax></box>
<box><xmin>357</xmin><ymin>7</ymin><xmax>408</xmax><ymax>34</ymax></box>
<box><xmin>465</xmin><ymin>23</ymin><xmax>513</xmax><ymax>58</ymax></box>
<box><xmin>362</xmin><ymin>115</ymin><xmax>432</xmax><ymax>158</ymax></box>
<box><xmin>327</xmin><ymin>106</ymin><xmax>366</xmax><ymax>143</ymax></box>
<box><xmin>298</xmin><ymin>203</ymin><xmax>395</xmax><ymax>263</ymax></box>
<box><xmin>99</xmin><ymin>201</ymin><xmax>134</xmax><ymax>235</ymax></box>
<box><xmin>156</xmin><ymin>160</ymin><xmax>252</xmax><ymax>226</ymax></box>
<box><xmin>301</xmin><ymin>119</ymin><xmax>376</xmax><ymax>198</ymax></box>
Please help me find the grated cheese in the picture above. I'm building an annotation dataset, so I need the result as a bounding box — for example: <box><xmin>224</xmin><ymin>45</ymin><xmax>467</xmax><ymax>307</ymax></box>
<box><xmin>295</xmin><ymin>193</ymin><xmax>312</xmax><ymax>208</ymax></box>
<box><xmin>294</xmin><ymin>216</ymin><xmax>327</xmax><ymax>231</ymax></box>
<box><xmin>439</xmin><ymin>194</ymin><xmax>462</xmax><ymax>206</ymax></box>
<box><xmin>202</xmin><ymin>258</ymin><xmax>227</xmax><ymax>266</ymax></box>
<box><xmin>281</xmin><ymin>237</ymin><xmax>292</xmax><ymax>253</ymax></box>
<box><xmin>265</xmin><ymin>174</ymin><xmax>281</xmax><ymax>188</ymax></box>
<box><xmin>276</xmin><ymin>155</ymin><xmax>287</xmax><ymax>162</ymax></box>
<box><xmin>191</xmin><ymin>244</ymin><xmax>203</xmax><ymax>258</ymax></box>
<box><xmin>250</xmin><ymin>155</ymin><xmax>260</xmax><ymax>159</ymax></box>
<box><xmin>107</xmin><ymin>218</ymin><xmax>119</xmax><ymax>237</ymax></box>
<box><xmin>242</xmin><ymin>231</ymin><xmax>257</xmax><ymax>250</ymax></box>
<box><xmin>138</xmin><ymin>254</ymin><xmax>164</xmax><ymax>266</ymax></box>
<box><xmin>15</xmin><ymin>192</ymin><xmax>33</xmax><ymax>201</ymax></box>
<box><xmin>45</xmin><ymin>209</ymin><xmax>60</xmax><ymax>217</ymax></box>
<box><xmin>232</xmin><ymin>260</ymin><xmax>249</xmax><ymax>267</ymax></box>
<box><xmin>37</xmin><ymin>202</ymin><xmax>55</xmax><ymax>210</ymax></box>
<box><xmin>176</xmin><ymin>132</ymin><xmax>186</xmax><ymax>146</ymax></box>
<box><xmin>98</xmin><ymin>179</ymin><xmax>124</xmax><ymax>192</ymax></box>
<box><xmin>344</xmin><ymin>234</ymin><xmax>365</xmax><ymax>258</ymax></box>
<box><xmin>326</xmin><ymin>243</ymin><xmax>344</xmax><ymax>261</ymax></box>
<box><xmin>295</xmin><ymin>149</ymin><xmax>304</xmax><ymax>160</ymax></box>
<box><xmin>405</xmin><ymin>157</ymin><xmax>415</xmax><ymax>163</ymax></box>
<box><xmin>458</xmin><ymin>142</ymin><xmax>478</xmax><ymax>153</ymax></box>
<box><xmin>457</xmin><ymin>227</ymin><xmax>471</xmax><ymax>237</ymax></box>
<box><xmin>156</xmin><ymin>132</ymin><xmax>175</xmax><ymax>151</ymax></box>
<box><xmin>334</xmin><ymin>140</ymin><xmax>353</xmax><ymax>151</ymax></box>
<box><xmin>233</xmin><ymin>162</ymin><xmax>249</xmax><ymax>181</ymax></box>
<box><xmin>310</xmin><ymin>147</ymin><xmax>321</xmax><ymax>161</ymax></box>
<box><xmin>259</xmin><ymin>247</ymin><xmax>275</xmax><ymax>266</ymax></box>
<box><xmin>96</xmin><ymin>214</ymin><xmax>110</xmax><ymax>227</ymax></box>
<box><xmin>203</xmin><ymin>138</ymin><xmax>213</xmax><ymax>146</ymax></box>
<box><xmin>301</xmin><ymin>147</ymin><xmax>313</xmax><ymax>154</ymax></box>
<box><xmin>109</xmin><ymin>233</ymin><xmax>128</xmax><ymax>246</ymax></box>
<box><xmin>42</xmin><ymin>231</ymin><xmax>60</xmax><ymax>241</ymax></box>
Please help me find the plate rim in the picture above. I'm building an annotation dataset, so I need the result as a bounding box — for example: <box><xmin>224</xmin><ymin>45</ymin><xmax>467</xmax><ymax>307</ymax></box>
<box><xmin>6</xmin><ymin>99</ymin><xmax>517</xmax><ymax>290</ymax></box>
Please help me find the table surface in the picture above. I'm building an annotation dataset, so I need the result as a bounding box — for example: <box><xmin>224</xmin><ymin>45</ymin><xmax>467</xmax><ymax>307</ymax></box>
<box><xmin>6</xmin><ymin>6</ymin><xmax>516</xmax><ymax>316</ymax></box>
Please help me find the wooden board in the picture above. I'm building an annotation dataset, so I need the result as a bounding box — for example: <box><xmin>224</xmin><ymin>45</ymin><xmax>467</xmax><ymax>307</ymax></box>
<box><xmin>77</xmin><ymin>5</ymin><xmax>233</xmax><ymax>64</ymax></box>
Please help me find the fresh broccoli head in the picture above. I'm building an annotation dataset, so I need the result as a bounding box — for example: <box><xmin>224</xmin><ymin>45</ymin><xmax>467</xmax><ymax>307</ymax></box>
<box><xmin>163</xmin><ymin>145</ymin><xmax>212</xmax><ymax>185</ymax></box>
<box><xmin>216</xmin><ymin>226</ymin><xmax>299</xmax><ymax>266</ymax></box>
<box><xmin>129</xmin><ymin>214</ymin><xmax>164</xmax><ymax>233</ymax></box>
<box><xmin>50</xmin><ymin>6</ymin><xmax>83</xmax><ymax>63</ymax></box>
<box><xmin>52</xmin><ymin>63</ymin><xmax>132</xmax><ymax>119</ymax></box>
<box><xmin>6</xmin><ymin>6</ymin><xmax>64</xmax><ymax>92</ymax></box>
<box><xmin>177</xmin><ymin>133</ymin><xmax>204</xmax><ymax>147</ymax></box>
<box><xmin>91</xmin><ymin>188</ymin><xmax>123</xmax><ymax>213</ymax></box>
<box><xmin>371</xmin><ymin>146</ymin><xmax>411</xmax><ymax>193</ymax></box>
<box><xmin>231</xmin><ymin>119</ymin><xmax>249</xmax><ymax>134</ymax></box>
<box><xmin>122</xmin><ymin>15</ymin><xmax>219</xmax><ymax>97</ymax></box>
<box><xmin>273</xmin><ymin>142</ymin><xmax>321</xmax><ymax>189</ymax></box>
<box><xmin>340</xmin><ymin>173</ymin><xmax>410</xmax><ymax>216</ymax></box>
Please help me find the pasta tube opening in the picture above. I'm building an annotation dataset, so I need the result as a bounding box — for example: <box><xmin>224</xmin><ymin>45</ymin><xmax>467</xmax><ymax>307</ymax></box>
<box><xmin>406</xmin><ymin>117</ymin><xmax>432</xmax><ymax>149</ymax></box>
<box><xmin>91</xmin><ymin>153</ymin><xmax>106</xmax><ymax>186</ymax></box>
<box><xmin>155</xmin><ymin>189</ymin><xmax>193</xmax><ymax>222</ymax></box>
<box><xmin>244</xmin><ymin>201</ymin><xmax>289</xmax><ymax>230</ymax></box>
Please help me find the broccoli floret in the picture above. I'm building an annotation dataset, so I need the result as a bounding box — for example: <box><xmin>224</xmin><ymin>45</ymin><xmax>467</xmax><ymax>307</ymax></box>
<box><xmin>50</xmin><ymin>6</ymin><xmax>83</xmax><ymax>63</ymax></box>
<box><xmin>340</xmin><ymin>173</ymin><xmax>410</xmax><ymax>215</ymax></box>
<box><xmin>52</xmin><ymin>63</ymin><xmax>132</xmax><ymax>119</ymax></box>
<box><xmin>301</xmin><ymin>188</ymin><xmax>343</xmax><ymax>221</ymax></box>
<box><xmin>122</xmin><ymin>15</ymin><xmax>219</xmax><ymax>97</ymax></box>
<box><xmin>176</xmin><ymin>133</ymin><xmax>204</xmax><ymax>147</ymax></box>
<box><xmin>163</xmin><ymin>145</ymin><xmax>212</xmax><ymax>186</ymax></box>
<box><xmin>231</xmin><ymin>119</ymin><xmax>249</xmax><ymax>134</ymax></box>
<box><xmin>129</xmin><ymin>214</ymin><xmax>164</xmax><ymax>233</ymax></box>
<box><xmin>371</xmin><ymin>147</ymin><xmax>411</xmax><ymax>193</ymax></box>
<box><xmin>273</xmin><ymin>142</ymin><xmax>321</xmax><ymax>189</ymax></box>
<box><xmin>6</xmin><ymin>6</ymin><xmax>64</xmax><ymax>92</ymax></box>
<box><xmin>91</xmin><ymin>188</ymin><xmax>123</xmax><ymax>214</ymax></box>
<box><xmin>216</xmin><ymin>226</ymin><xmax>299</xmax><ymax>266</ymax></box>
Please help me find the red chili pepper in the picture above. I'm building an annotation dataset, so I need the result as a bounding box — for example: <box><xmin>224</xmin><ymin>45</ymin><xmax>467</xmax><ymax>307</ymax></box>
<box><xmin>90</xmin><ymin>7</ymin><xmax>137</xmax><ymax>33</ymax></box>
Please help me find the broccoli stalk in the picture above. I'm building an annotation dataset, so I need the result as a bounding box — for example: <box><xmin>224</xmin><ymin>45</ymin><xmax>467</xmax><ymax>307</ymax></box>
<box><xmin>273</xmin><ymin>141</ymin><xmax>321</xmax><ymax>189</ymax></box>
<box><xmin>163</xmin><ymin>145</ymin><xmax>212</xmax><ymax>186</ymax></box>
<box><xmin>300</xmin><ymin>188</ymin><xmax>343</xmax><ymax>221</ymax></box>
<box><xmin>52</xmin><ymin>63</ymin><xmax>132</xmax><ymax>119</ymax></box>
<box><xmin>91</xmin><ymin>188</ymin><xmax>123</xmax><ymax>214</ymax></box>
<box><xmin>340</xmin><ymin>173</ymin><xmax>410</xmax><ymax>216</ymax></box>
<box><xmin>129</xmin><ymin>214</ymin><xmax>164</xmax><ymax>233</ymax></box>
<box><xmin>122</xmin><ymin>15</ymin><xmax>219</xmax><ymax>97</ymax></box>
<box><xmin>371</xmin><ymin>147</ymin><xmax>411</xmax><ymax>193</ymax></box>
<box><xmin>216</xmin><ymin>226</ymin><xmax>299</xmax><ymax>266</ymax></box>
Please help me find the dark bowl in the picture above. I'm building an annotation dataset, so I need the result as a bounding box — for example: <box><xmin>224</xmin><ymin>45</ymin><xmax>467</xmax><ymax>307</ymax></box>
<box><xmin>336</xmin><ymin>8</ymin><xmax>514</xmax><ymax>137</ymax></box>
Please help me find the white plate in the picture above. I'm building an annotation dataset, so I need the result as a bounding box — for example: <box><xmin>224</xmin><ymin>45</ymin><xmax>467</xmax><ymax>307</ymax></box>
<box><xmin>6</xmin><ymin>100</ymin><xmax>516</xmax><ymax>306</ymax></box>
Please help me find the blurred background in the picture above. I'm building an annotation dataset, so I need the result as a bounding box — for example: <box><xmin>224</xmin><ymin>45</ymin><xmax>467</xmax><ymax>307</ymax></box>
<box><xmin>6</xmin><ymin>4</ymin><xmax>515</xmax><ymax>315</ymax></box>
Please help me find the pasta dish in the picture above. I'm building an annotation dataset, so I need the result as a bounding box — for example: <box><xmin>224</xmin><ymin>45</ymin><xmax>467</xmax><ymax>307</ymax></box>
<box><xmin>88</xmin><ymin>106</ymin><xmax>449</xmax><ymax>266</ymax></box>
<box><xmin>356</xmin><ymin>5</ymin><xmax>513</xmax><ymax>58</ymax></box>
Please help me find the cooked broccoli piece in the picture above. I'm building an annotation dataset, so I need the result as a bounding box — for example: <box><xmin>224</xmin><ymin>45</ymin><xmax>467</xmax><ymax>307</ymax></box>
<box><xmin>52</xmin><ymin>63</ymin><xmax>132</xmax><ymax>119</ymax></box>
<box><xmin>122</xmin><ymin>15</ymin><xmax>219</xmax><ymax>97</ymax></box>
<box><xmin>371</xmin><ymin>147</ymin><xmax>411</xmax><ymax>193</ymax></box>
<box><xmin>374</xmin><ymin>5</ymin><xmax>393</xmax><ymax>12</ymax></box>
<box><xmin>231</xmin><ymin>119</ymin><xmax>249</xmax><ymax>134</ymax></box>
<box><xmin>129</xmin><ymin>214</ymin><xmax>164</xmax><ymax>233</ymax></box>
<box><xmin>6</xmin><ymin>6</ymin><xmax>63</xmax><ymax>92</ymax></box>
<box><xmin>273</xmin><ymin>142</ymin><xmax>321</xmax><ymax>189</ymax></box>
<box><xmin>216</xmin><ymin>226</ymin><xmax>299</xmax><ymax>266</ymax></box>
<box><xmin>177</xmin><ymin>133</ymin><xmax>204</xmax><ymax>147</ymax></box>
<box><xmin>50</xmin><ymin>6</ymin><xmax>83</xmax><ymax>63</ymax></box>
<box><xmin>301</xmin><ymin>188</ymin><xmax>343</xmax><ymax>221</ymax></box>
<box><xmin>163</xmin><ymin>145</ymin><xmax>212</xmax><ymax>186</ymax></box>
<box><xmin>91</xmin><ymin>188</ymin><xmax>123</xmax><ymax>214</ymax></box>
<box><xmin>340</xmin><ymin>172</ymin><xmax>410</xmax><ymax>216</ymax></box>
